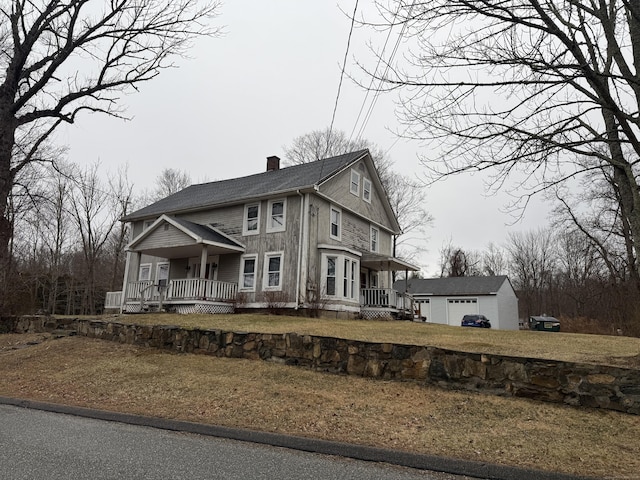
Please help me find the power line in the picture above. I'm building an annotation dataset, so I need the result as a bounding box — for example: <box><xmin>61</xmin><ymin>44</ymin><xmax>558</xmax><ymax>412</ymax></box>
<box><xmin>352</xmin><ymin>3</ymin><xmax>412</xmax><ymax>146</ymax></box>
<box><xmin>325</xmin><ymin>0</ymin><xmax>359</xmax><ymax>159</ymax></box>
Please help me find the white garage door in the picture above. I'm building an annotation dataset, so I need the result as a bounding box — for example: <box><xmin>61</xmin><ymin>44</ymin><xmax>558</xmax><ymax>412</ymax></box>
<box><xmin>447</xmin><ymin>298</ymin><xmax>478</xmax><ymax>326</ymax></box>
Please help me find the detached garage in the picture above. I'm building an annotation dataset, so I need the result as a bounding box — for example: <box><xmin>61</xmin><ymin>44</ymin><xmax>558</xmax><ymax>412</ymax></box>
<box><xmin>393</xmin><ymin>276</ymin><xmax>519</xmax><ymax>330</ymax></box>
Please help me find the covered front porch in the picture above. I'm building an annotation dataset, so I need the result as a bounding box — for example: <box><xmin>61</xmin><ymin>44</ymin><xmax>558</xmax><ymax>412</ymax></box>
<box><xmin>358</xmin><ymin>253</ymin><xmax>418</xmax><ymax>319</ymax></box>
<box><xmin>114</xmin><ymin>215</ymin><xmax>246</xmax><ymax>314</ymax></box>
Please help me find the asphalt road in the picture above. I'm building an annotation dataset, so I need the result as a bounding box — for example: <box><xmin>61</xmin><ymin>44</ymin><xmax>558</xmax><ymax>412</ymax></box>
<box><xmin>0</xmin><ymin>404</ymin><xmax>473</xmax><ymax>480</ymax></box>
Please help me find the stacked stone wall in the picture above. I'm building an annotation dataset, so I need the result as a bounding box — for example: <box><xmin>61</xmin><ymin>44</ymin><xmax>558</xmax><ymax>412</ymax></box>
<box><xmin>2</xmin><ymin>316</ymin><xmax>639</xmax><ymax>414</ymax></box>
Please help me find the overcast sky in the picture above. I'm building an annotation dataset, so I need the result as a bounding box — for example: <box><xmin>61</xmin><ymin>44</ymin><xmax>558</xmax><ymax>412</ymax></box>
<box><xmin>59</xmin><ymin>1</ymin><xmax>551</xmax><ymax>276</ymax></box>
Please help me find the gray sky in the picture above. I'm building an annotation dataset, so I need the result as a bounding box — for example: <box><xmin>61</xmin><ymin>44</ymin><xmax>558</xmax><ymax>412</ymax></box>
<box><xmin>59</xmin><ymin>1</ymin><xmax>550</xmax><ymax>276</ymax></box>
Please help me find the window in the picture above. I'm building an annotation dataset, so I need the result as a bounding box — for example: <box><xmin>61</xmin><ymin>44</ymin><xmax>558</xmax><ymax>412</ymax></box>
<box><xmin>363</xmin><ymin>178</ymin><xmax>372</xmax><ymax>203</ymax></box>
<box><xmin>156</xmin><ymin>262</ymin><xmax>169</xmax><ymax>287</ymax></box>
<box><xmin>350</xmin><ymin>261</ymin><xmax>356</xmax><ymax>299</ymax></box>
<box><xmin>350</xmin><ymin>169</ymin><xmax>360</xmax><ymax>195</ymax></box>
<box><xmin>343</xmin><ymin>258</ymin><xmax>357</xmax><ymax>299</ymax></box>
<box><xmin>143</xmin><ymin>220</ymin><xmax>154</xmax><ymax>230</ymax></box>
<box><xmin>370</xmin><ymin>226</ymin><xmax>379</xmax><ymax>253</ymax></box>
<box><xmin>267</xmin><ymin>199</ymin><xmax>286</xmax><ymax>233</ymax></box>
<box><xmin>326</xmin><ymin>256</ymin><xmax>337</xmax><ymax>296</ymax></box>
<box><xmin>343</xmin><ymin>259</ymin><xmax>349</xmax><ymax>299</ymax></box>
<box><xmin>138</xmin><ymin>263</ymin><xmax>151</xmax><ymax>281</ymax></box>
<box><xmin>240</xmin><ymin>255</ymin><xmax>257</xmax><ymax>291</ymax></box>
<box><xmin>330</xmin><ymin>206</ymin><xmax>341</xmax><ymax>240</ymax></box>
<box><xmin>263</xmin><ymin>252</ymin><xmax>283</xmax><ymax>290</ymax></box>
<box><xmin>322</xmin><ymin>253</ymin><xmax>359</xmax><ymax>299</ymax></box>
<box><xmin>243</xmin><ymin>203</ymin><xmax>260</xmax><ymax>235</ymax></box>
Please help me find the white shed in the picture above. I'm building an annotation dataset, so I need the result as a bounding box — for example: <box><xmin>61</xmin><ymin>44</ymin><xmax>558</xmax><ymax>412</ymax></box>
<box><xmin>393</xmin><ymin>276</ymin><xmax>519</xmax><ymax>330</ymax></box>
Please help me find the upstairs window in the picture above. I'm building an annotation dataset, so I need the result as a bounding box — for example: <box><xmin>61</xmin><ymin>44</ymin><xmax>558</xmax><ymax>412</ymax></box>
<box><xmin>330</xmin><ymin>206</ymin><xmax>341</xmax><ymax>240</ymax></box>
<box><xmin>350</xmin><ymin>169</ymin><xmax>360</xmax><ymax>196</ymax></box>
<box><xmin>243</xmin><ymin>203</ymin><xmax>260</xmax><ymax>235</ymax></box>
<box><xmin>267</xmin><ymin>199</ymin><xmax>286</xmax><ymax>233</ymax></box>
<box><xmin>363</xmin><ymin>178</ymin><xmax>372</xmax><ymax>203</ymax></box>
<box><xmin>370</xmin><ymin>226</ymin><xmax>379</xmax><ymax>253</ymax></box>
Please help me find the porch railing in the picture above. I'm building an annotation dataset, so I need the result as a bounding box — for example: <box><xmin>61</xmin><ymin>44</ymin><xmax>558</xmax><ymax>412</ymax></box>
<box><xmin>122</xmin><ymin>279</ymin><xmax>237</xmax><ymax>303</ymax></box>
<box><xmin>360</xmin><ymin>288</ymin><xmax>413</xmax><ymax>312</ymax></box>
<box><xmin>169</xmin><ymin>278</ymin><xmax>237</xmax><ymax>301</ymax></box>
<box><xmin>105</xmin><ymin>291</ymin><xmax>122</xmax><ymax>309</ymax></box>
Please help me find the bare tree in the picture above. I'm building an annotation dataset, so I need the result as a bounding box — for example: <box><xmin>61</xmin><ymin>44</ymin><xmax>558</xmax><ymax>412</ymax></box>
<box><xmin>506</xmin><ymin>229</ymin><xmax>557</xmax><ymax>318</ymax></box>
<box><xmin>152</xmin><ymin>168</ymin><xmax>192</xmax><ymax>201</ymax></box>
<box><xmin>482</xmin><ymin>243</ymin><xmax>508</xmax><ymax>276</ymax></box>
<box><xmin>0</xmin><ymin>0</ymin><xmax>221</xmax><ymax>308</ymax></box>
<box><xmin>362</xmin><ymin>0</ymin><xmax>640</xmax><ymax>280</ymax></box>
<box><xmin>69</xmin><ymin>162</ymin><xmax>123</xmax><ymax>314</ymax></box>
<box><xmin>438</xmin><ymin>242</ymin><xmax>482</xmax><ymax>277</ymax></box>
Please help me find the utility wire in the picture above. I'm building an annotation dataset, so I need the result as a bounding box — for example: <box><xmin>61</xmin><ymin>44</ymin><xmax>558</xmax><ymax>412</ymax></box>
<box><xmin>352</xmin><ymin>4</ymin><xmax>412</xmax><ymax>146</ymax></box>
<box><xmin>324</xmin><ymin>0</ymin><xmax>359</xmax><ymax>161</ymax></box>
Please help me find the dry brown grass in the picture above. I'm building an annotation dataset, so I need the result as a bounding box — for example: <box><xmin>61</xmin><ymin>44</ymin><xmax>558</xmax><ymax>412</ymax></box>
<box><xmin>92</xmin><ymin>313</ymin><xmax>640</xmax><ymax>368</ymax></box>
<box><xmin>1</xmin><ymin>335</ymin><xmax>639</xmax><ymax>479</ymax></box>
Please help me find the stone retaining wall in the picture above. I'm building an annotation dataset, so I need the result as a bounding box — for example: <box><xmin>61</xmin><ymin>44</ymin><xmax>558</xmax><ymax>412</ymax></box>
<box><xmin>3</xmin><ymin>315</ymin><xmax>639</xmax><ymax>415</ymax></box>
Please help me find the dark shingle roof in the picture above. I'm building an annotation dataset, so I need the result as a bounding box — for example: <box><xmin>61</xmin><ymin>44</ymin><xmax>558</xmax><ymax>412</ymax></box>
<box><xmin>170</xmin><ymin>217</ymin><xmax>244</xmax><ymax>248</ymax></box>
<box><xmin>123</xmin><ymin>150</ymin><xmax>369</xmax><ymax>221</ymax></box>
<box><xmin>393</xmin><ymin>276</ymin><xmax>510</xmax><ymax>296</ymax></box>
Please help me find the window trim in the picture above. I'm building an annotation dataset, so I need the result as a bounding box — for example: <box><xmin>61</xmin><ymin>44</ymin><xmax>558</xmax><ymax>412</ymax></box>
<box><xmin>239</xmin><ymin>254</ymin><xmax>258</xmax><ymax>291</ymax></box>
<box><xmin>362</xmin><ymin>178</ymin><xmax>372</xmax><ymax>203</ymax></box>
<box><xmin>138</xmin><ymin>263</ymin><xmax>152</xmax><ymax>281</ymax></box>
<box><xmin>155</xmin><ymin>262</ymin><xmax>170</xmax><ymax>286</ymax></box>
<box><xmin>266</xmin><ymin>198</ymin><xmax>286</xmax><ymax>233</ymax></box>
<box><xmin>350</xmin><ymin>169</ymin><xmax>360</xmax><ymax>196</ymax></box>
<box><xmin>370</xmin><ymin>225</ymin><xmax>379</xmax><ymax>253</ymax></box>
<box><xmin>243</xmin><ymin>203</ymin><xmax>261</xmax><ymax>236</ymax></box>
<box><xmin>325</xmin><ymin>255</ymin><xmax>337</xmax><ymax>297</ymax></box>
<box><xmin>262</xmin><ymin>251</ymin><xmax>284</xmax><ymax>291</ymax></box>
<box><xmin>322</xmin><ymin>253</ymin><xmax>359</xmax><ymax>300</ymax></box>
<box><xmin>330</xmin><ymin>205</ymin><xmax>341</xmax><ymax>241</ymax></box>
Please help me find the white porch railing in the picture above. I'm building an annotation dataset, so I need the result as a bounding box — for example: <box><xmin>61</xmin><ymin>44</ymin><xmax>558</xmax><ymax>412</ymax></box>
<box><xmin>105</xmin><ymin>291</ymin><xmax>122</xmax><ymax>309</ymax></box>
<box><xmin>360</xmin><ymin>288</ymin><xmax>413</xmax><ymax>311</ymax></box>
<box><xmin>169</xmin><ymin>278</ymin><xmax>237</xmax><ymax>301</ymax></box>
<box><xmin>122</xmin><ymin>279</ymin><xmax>237</xmax><ymax>303</ymax></box>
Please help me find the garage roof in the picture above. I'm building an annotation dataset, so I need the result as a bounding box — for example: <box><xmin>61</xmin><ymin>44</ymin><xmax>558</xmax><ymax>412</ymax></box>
<box><xmin>393</xmin><ymin>276</ymin><xmax>512</xmax><ymax>296</ymax></box>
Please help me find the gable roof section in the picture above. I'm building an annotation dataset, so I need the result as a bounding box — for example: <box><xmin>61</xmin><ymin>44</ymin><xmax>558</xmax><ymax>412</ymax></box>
<box><xmin>394</xmin><ymin>276</ymin><xmax>512</xmax><ymax>296</ymax></box>
<box><xmin>128</xmin><ymin>215</ymin><xmax>245</xmax><ymax>252</ymax></box>
<box><xmin>123</xmin><ymin>150</ymin><xmax>369</xmax><ymax>222</ymax></box>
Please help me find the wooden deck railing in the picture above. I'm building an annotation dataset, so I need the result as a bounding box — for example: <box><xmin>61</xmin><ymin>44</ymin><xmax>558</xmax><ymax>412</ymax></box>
<box><xmin>169</xmin><ymin>278</ymin><xmax>237</xmax><ymax>301</ymax></box>
<box><xmin>104</xmin><ymin>291</ymin><xmax>122</xmax><ymax>309</ymax></box>
<box><xmin>360</xmin><ymin>288</ymin><xmax>413</xmax><ymax>311</ymax></box>
<box><xmin>122</xmin><ymin>278</ymin><xmax>237</xmax><ymax>303</ymax></box>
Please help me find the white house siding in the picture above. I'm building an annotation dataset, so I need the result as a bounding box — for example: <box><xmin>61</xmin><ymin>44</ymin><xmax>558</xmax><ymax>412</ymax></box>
<box><xmin>496</xmin><ymin>281</ymin><xmax>519</xmax><ymax>330</ymax></box>
<box><xmin>318</xmin><ymin>160</ymin><xmax>396</xmax><ymax>231</ymax></box>
<box><xmin>134</xmin><ymin>223</ymin><xmax>197</xmax><ymax>251</ymax></box>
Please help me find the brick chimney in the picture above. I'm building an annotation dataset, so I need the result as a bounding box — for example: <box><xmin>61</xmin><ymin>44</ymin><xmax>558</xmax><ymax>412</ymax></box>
<box><xmin>266</xmin><ymin>155</ymin><xmax>280</xmax><ymax>172</ymax></box>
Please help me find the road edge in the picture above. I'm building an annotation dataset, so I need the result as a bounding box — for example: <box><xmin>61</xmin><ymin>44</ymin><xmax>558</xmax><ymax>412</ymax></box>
<box><xmin>0</xmin><ymin>396</ymin><xmax>597</xmax><ymax>480</ymax></box>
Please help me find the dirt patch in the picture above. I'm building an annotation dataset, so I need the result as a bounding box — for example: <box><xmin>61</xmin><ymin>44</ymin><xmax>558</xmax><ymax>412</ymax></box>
<box><xmin>1</xmin><ymin>335</ymin><xmax>639</xmax><ymax>479</ymax></box>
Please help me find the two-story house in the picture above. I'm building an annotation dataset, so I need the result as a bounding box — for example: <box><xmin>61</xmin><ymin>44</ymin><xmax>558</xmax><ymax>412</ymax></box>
<box><xmin>106</xmin><ymin>150</ymin><xmax>418</xmax><ymax>318</ymax></box>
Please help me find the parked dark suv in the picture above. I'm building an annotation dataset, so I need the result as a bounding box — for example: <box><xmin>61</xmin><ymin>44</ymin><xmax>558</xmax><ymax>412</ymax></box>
<box><xmin>529</xmin><ymin>316</ymin><xmax>560</xmax><ymax>332</ymax></box>
<box><xmin>461</xmin><ymin>314</ymin><xmax>491</xmax><ymax>328</ymax></box>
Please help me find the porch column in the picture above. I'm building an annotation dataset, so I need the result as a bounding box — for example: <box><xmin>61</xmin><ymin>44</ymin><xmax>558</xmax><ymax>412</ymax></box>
<box><xmin>119</xmin><ymin>250</ymin><xmax>133</xmax><ymax>313</ymax></box>
<box><xmin>199</xmin><ymin>245</ymin><xmax>208</xmax><ymax>298</ymax></box>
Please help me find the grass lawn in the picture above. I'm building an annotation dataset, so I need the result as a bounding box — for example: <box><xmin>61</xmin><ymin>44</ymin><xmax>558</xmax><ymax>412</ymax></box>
<box><xmin>3</xmin><ymin>315</ymin><xmax>640</xmax><ymax>478</ymax></box>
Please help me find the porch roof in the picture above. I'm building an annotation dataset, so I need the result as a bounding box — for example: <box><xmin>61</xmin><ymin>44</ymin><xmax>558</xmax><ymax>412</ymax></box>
<box><xmin>360</xmin><ymin>253</ymin><xmax>420</xmax><ymax>272</ymax></box>
<box><xmin>127</xmin><ymin>215</ymin><xmax>245</xmax><ymax>259</ymax></box>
